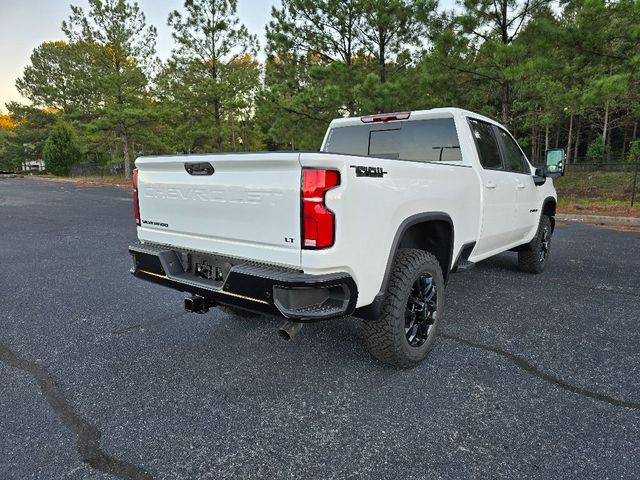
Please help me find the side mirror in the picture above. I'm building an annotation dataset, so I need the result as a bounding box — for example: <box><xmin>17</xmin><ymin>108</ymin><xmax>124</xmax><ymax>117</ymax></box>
<box><xmin>533</xmin><ymin>168</ymin><xmax>547</xmax><ymax>186</ymax></box>
<box><xmin>545</xmin><ymin>148</ymin><xmax>565</xmax><ymax>177</ymax></box>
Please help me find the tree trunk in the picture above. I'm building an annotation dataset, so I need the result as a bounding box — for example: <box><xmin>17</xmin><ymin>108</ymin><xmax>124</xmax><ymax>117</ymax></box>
<box><xmin>501</xmin><ymin>82</ymin><xmax>510</xmax><ymax>125</ymax></box>
<box><xmin>621</xmin><ymin>127</ymin><xmax>628</xmax><ymax>159</ymax></box>
<box><xmin>545</xmin><ymin>125</ymin><xmax>549</xmax><ymax>154</ymax></box>
<box><xmin>633</xmin><ymin>120</ymin><xmax>638</xmax><ymax>141</ymax></box>
<box><xmin>208</xmin><ymin>2</ymin><xmax>223</xmax><ymax>152</ymax></box>
<box><xmin>230</xmin><ymin>114</ymin><xmax>236</xmax><ymax>151</ymax></box>
<box><xmin>378</xmin><ymin>27</ymin><xmax>386</xmax><ymax>85</ymax></box>
<box><xmin>531</xmin><ymin>125</ymin><xmax>537</xmax><ymax>164</ymax></box>
<box><xmin>606</xmin><ymin>120</ymin><xmax>612</xmax><ymax>161</ymax></box>
<box><xmin>120</xmin><ymin>119</ymin><xmax>131</xmax><ymax>180</ymax></box>
<box><xmin>602</xmin><ymin>100</ymin><xmax>609</xmax><ymax>143</ymax></box>
<box><xmin>566</xmin><ymin>114</ymin><xmax>574</xmax><ymax>164</ymax></box>
<box><xmin>574</xmin><ymin>117</ymin><xmax>582</xmax><ymax>162</ymax></box>
<box><xmin>213</xmin><ymin>97</ymin><xmax>223</xmax><ymax>152</ymax></box>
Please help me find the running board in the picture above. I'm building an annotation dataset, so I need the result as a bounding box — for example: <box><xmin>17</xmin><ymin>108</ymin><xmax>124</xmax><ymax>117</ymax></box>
<box><xmin>451</xmin><ymin>242</ymin><xmax>476</xmax><ymax>274</ymax></box>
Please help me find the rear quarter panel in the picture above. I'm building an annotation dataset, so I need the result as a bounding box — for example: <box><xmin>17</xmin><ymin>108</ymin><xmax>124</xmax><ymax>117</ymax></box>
<box><xmin>299</xmin><ymin>153</ymin><xmax>482</xmax><ymax>308</ymax></box>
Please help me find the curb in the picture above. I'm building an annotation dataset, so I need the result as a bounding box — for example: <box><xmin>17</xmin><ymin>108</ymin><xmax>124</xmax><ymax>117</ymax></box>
<box><xmin>557</xmin><ymin>213</ymin><xmax>640</xmax><ymax>226</ymax></box>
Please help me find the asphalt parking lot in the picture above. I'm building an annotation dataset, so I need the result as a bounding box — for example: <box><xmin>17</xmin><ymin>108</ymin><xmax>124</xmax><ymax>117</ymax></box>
<box><xmin>1</xmin><ymin>178</ymin><xmax>639</xmax><ymax>480</ymax></box>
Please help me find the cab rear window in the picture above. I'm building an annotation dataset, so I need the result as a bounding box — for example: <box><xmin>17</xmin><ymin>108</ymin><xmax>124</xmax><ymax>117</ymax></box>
<box><xmin>323</xmin><ymin>118</ymin><xmax>462</xmax><ymax>162</ymax></box>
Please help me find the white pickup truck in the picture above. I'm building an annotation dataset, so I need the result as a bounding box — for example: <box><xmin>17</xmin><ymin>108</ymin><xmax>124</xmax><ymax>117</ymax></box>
<box><xmin>129</xmin><ymin>107</ymin><xmax>564</xmax><ymax>367</ymax></box>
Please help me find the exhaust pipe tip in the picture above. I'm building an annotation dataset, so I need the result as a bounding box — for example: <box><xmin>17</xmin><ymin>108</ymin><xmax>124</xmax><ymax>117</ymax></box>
<box><xmin>278</xmin><ymin>320</ymin><xmax>303</xmax><ymax>341</ymax></box>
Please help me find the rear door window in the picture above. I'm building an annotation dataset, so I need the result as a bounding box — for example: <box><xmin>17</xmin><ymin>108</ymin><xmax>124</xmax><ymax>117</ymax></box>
<box><xmin>496</xmin><ymin>128</ymin><xmax>530</xmax><ymax>174</ymax></box>
<box><xmin>468</xmin><ymin>118</ymin><xmax>503</xmax><ymax>170</ymax></box>
<box><xmin>323</xmin><ymin>118</ymin><xmax>462</xmax><ymax>163</ymax></box>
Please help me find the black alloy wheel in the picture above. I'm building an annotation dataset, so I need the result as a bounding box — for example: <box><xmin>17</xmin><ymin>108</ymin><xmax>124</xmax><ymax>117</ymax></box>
<box><xmin>405</xmin><ymin>274</ymin><xmax>438</xmax><ymax>347</ymax></box>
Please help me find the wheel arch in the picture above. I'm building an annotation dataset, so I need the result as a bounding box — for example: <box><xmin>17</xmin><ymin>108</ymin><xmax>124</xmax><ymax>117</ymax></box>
<box><xmin>355</xmin><ymin>212</ymin><xmax>454</xmax><ymax>320</ymax></box>
<box><xmin>541</xmin><ymin>196</ymin><xmax>557</xmax><ymax>231</ymax></box>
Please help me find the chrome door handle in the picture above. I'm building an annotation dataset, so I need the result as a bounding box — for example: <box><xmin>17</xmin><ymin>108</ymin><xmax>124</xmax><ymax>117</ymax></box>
<box><xmin>485</xmin><ymin>181</ymin><xmax>497</xmax><ymax>189</ymax></box>
<box><xmin>516</xmin><ymin>183</ymin><xmax>525</xmax><ymax>190</ymax></box>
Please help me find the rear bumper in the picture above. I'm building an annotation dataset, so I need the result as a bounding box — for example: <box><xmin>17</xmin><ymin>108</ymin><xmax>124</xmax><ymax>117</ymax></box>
<box><xmin>129</xmin><ymin>243</ymin><xmax>358</xmax><ymax>321</ymax></box>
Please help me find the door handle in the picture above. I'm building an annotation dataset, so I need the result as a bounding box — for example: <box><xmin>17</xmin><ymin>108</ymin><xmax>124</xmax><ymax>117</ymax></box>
<box><xmin>484</xmin><ymin>181</ymin><xmax>497</xmax><ymax>189</ymax></box>
<box><xmin>516</xmin><ymin>183</ymin><xmax>525</xmax><ymax>190</ymax></box>
<box><xmin>184</xmin><ymin>162</ymin><xmax>214</xmax><ymax>176</ymax></box>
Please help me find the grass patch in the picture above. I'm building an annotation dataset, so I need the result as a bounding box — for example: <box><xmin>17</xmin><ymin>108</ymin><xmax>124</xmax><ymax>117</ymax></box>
<box><xmin>558</xmin><ymin>198</ymin><xmax>640</xmax><ymax>217</ymax></box>
<box><xmin>554</xmin><ymin>171</ymin><xmax>637</xmax><ymax>200</ymax></box>
<box><xmin>27</xmin><ymin>174</ymin><xmax>129</xmax><ymax>187</ymax></box>
<box><xmin>554</xmin><ymin>171</ymin><xmax>640</xmax><ymax>216</ymax></box>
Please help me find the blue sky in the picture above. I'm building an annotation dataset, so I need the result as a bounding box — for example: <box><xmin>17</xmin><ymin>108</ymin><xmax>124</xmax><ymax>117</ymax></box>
<box><xmin>0</xmin><ymin>0</ymin><xmax>281</xmax><ymax>111</ymax></box>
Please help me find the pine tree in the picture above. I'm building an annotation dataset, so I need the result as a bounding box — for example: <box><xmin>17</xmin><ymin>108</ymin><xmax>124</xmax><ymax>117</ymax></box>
<box><xmin>167</xmin><ymin>0</ymin><xmax>258</xmax><ymax>152</ymax></box>
<box><xmin>62</xmin><ymin>0</ymin><xmax>157</xmax><ymax>178</ymax></box>
<box><xmin>42</xmin><ymin>121</ymin><xmax>82</xmax><ymax>175</ymax></box>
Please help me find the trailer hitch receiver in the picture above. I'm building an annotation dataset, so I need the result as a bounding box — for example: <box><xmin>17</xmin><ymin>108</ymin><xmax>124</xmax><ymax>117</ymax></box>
<box><xmin>184</xmin><ymin>295</ymin><xmax>216</xmax><ymax>314</ymax></box>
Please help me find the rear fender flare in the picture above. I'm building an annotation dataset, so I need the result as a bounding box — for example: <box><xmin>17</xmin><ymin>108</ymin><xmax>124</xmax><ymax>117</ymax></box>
<box><xmin>355</xmin><ymin>212</ymin><xmax>454</xmax><ymax>320</ymax></box>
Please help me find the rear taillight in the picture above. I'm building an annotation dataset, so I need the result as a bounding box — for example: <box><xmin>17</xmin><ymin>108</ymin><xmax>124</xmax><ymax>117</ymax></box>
<box><xmin>133</xmin><ymin>168</ymin><xmax>140</xmax><ymax>226</ymax></box>
<box><xmin>302</xmin><ymin>169</ymin><xmax>340</xmax><ymax>249</ymax></box>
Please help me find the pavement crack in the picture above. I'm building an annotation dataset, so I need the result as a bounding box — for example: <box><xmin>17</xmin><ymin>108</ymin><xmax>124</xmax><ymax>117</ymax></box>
<box><xmin>0</xmin><ymin>344</ymin><xmax>154</xmax><ymax>480</ymax></box>
<box><xmin>440</xmin><ymin>333</ymin><xmax>640</xmax><ymax>411</ymax></box>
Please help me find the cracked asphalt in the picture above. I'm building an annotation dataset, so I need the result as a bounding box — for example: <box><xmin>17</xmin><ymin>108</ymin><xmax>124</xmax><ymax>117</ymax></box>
<box><xmin>1</xmin><ymin>178</ymin><xmax>639</xmax><ymax>480</ymax></box>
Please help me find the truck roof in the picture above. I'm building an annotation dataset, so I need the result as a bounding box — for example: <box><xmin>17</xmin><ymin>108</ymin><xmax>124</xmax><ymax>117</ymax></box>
<box><xmin>328</xmin><ymin>107</ymin><xmax>500</xmax><ymax>129</ymax></box>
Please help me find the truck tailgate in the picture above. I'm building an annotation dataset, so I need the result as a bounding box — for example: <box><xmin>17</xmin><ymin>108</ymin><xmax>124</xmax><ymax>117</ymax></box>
<box><xmin>135</xmin><ymin>153</ymin><xmax>302</xmax><ymax>267</ymax></box>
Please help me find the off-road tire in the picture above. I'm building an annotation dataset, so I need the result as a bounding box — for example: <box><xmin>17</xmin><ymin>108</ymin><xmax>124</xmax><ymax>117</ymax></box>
<box><xmin>364</xmin><ymin>248</ymin><xmax>445</xmax><ymax>368</ymax></box>
<box><xmin>217</xmin><ymin>304</ymin><xmax>260</xmax><ymax>318</ymax></box>
<box><xmin>518</xmin><ymin>215</ymin><xmax>552</xmax><ymax>274</ymax></box>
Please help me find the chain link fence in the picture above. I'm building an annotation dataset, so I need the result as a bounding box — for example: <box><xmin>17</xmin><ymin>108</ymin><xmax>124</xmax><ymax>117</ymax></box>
<box><xmin>565</xmin><ymin>162</ymin><xmax>638</xmax><ymax>173</ymax></box>
<box><xmin>69</xmin><ymin>162</ymin><xmax>125</xmax><ymax>178</ymax></box>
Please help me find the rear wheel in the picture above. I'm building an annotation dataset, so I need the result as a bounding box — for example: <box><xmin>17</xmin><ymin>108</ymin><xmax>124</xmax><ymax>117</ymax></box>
<box><xmin>364</xmin><ymin>249</ymin><xmax>445</xmax><ymax>368</ymax></box>
<box><xmin>518</xmin><ymin>215</ymin><xmax>552</xmax><ymax>274</ymax></box>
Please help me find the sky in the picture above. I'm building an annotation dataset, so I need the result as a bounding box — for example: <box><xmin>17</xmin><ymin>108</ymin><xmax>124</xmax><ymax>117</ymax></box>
<box><xmin>0</xmin><ymin>0</ymin><xmax>281</xmax><ymax>111</ymax></box>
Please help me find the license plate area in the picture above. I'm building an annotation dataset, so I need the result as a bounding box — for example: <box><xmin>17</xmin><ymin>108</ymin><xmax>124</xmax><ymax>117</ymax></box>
<box><xmin>178</xmin><ymin>251</ymin><xmax>242</xmax><ymax>288</ymax></box>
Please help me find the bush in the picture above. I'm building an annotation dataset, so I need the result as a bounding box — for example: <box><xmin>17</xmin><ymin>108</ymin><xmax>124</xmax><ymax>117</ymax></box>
<box><xmin>627</xmin><ymin>142</ymin><xmax>640</xmax><ymax>164</ymax></box>
<box><xmin>586</xmin><ymin>137</ymin><xmax>608</xmax><ymax>164</ymax></box>
<box><xmin>42</xmin><ymin>121</ymin><xmax>81</xmax><ymax>175</ymax></box>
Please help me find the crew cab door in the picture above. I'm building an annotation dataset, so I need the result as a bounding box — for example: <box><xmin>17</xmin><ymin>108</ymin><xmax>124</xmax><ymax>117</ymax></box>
<box><xmin>468</xmin><ymin>118</ymin><xmax>520</xmax><ymax>256</ymax></box>
<box><xmin>494</xmin><ymin>127</ymin><xmax>539</xmax><ymax>242</ymax></box>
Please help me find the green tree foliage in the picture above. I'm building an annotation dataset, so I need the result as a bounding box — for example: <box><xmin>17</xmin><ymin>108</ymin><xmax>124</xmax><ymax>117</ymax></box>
<box><xmin>62</xmin><ymin>0</ymin><xmax>158</xmax><ymax>178</ymax></box>
<box><xmin>586</xmin><ymin>137</ymin><xmax>607</xmax><ymax>164</ymax></box>
<box><xmin>455</xmin><ymin>0</ymin><xmax>550</xmax><ymax>125</ymax></box>
<box><xmin>358</xmin><ymin>0</ymin><xmax>437</xmax><ymax>84</ymax></box>
<box><xmin>5</xmin><ymin>0</ymin><xmax>640</xmax><ymax>170</ymax></box>
<box><xmin>42</xmin><ymin>121</ymin><xmax>82</xmax><ymax>175</ymax></box>
<box><xmin>164</xmin><ymin>0</ymin><xmax>259</xmax><ymax>152</ymax></box>
<box><xmin>266</xmin><ymin>0</ymin><xmax>365</xmax><ymax>117</ymax></box>
<box><xmin>627</xmin><ymin>142</ymin><xmax>640</xmax><ymax>164</ymax></box>
<box><xmin>2</xmin><ymin>103</ymin><xmax>59</xmax><ymax>171</ymax></box>
<box><xmin>262</xmin><ymin>0</ymin><xmax>437</xmax><ymax>149</ymax></box>
<box><xmin>0</xmin><ymin>114</ymin><xmax>19</xmax><ymax>172</ymax></box>
<box><xmin>15</xmin><ymin>41</ymin><xmax>97</xmax><ymax>114</ymax></box>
